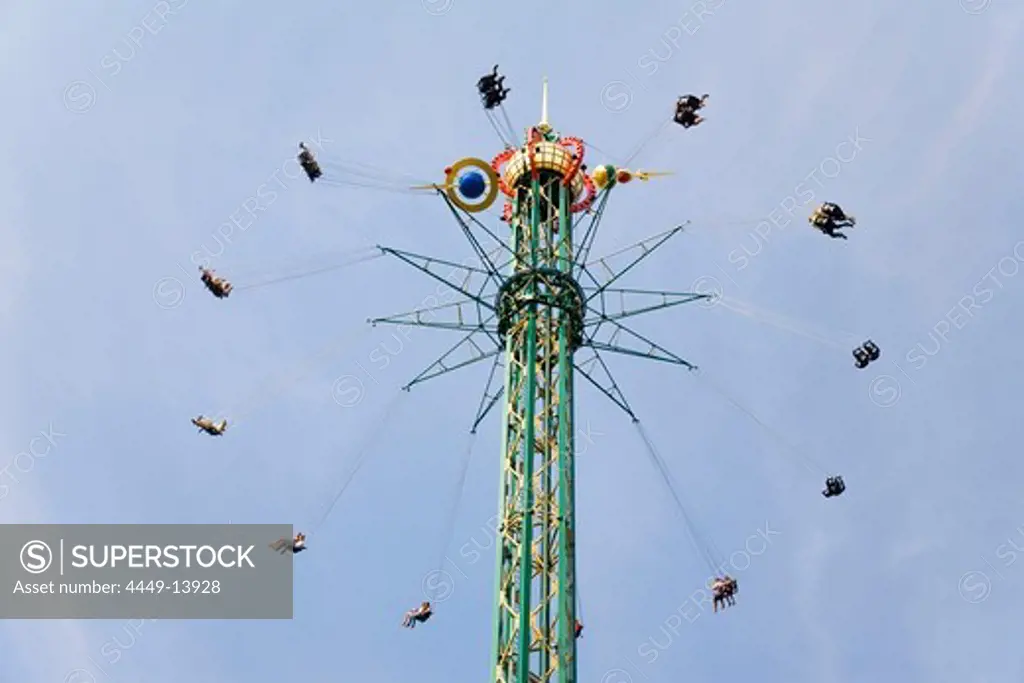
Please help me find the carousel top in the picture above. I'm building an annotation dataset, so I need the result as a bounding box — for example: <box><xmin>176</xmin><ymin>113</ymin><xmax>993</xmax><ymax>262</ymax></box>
<box><xmin>495</xmin><ymin>78</ymin><xmax>587</xmax><ymax>198</ymax></box>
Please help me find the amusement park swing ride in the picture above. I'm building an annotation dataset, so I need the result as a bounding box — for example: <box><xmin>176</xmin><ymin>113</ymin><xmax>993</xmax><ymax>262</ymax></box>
<box><xmin>190</xmin><ymin>69</ymin><xmax>873</xmax><ymax>683</ymax></box>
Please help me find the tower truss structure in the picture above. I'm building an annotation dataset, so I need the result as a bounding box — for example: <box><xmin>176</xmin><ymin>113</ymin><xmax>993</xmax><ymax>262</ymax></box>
<box><xmin>370</xmin><ymin>79</ymin><xmax>709</xmax><ymax>683</ymax></box>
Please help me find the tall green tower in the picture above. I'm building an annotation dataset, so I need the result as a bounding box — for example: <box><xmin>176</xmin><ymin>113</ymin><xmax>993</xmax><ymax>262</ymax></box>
<box><xmin>371</xmin><ymin>78</ymin><xmax>708</xmax><ymax>683</ymax></box>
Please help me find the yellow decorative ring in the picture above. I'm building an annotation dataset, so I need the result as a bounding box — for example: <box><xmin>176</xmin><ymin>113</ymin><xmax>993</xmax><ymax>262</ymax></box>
<box><xmin>445</xmin><ymin>157</ymin><xmax>499</xmax><ymax>213</ymax></box>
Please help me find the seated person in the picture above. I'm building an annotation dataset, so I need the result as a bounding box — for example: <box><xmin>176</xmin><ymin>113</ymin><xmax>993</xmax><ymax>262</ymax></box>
<box><xmin>677</xmin><ymin>93</ymin><xmax>708</xmax><ymax>110</ymax></box>
<box><xmin>477</xmin><ymin>65</ymin><xmax>500</xmax><ymax>93</ymax></box>
<box><xmin>270</xmin><ymin>532</ymin><xmax>306</xmax><ymax>554</ymax></box>
<box><xmin>199</xmin><ymin>268</ymin><xmax>232</xmax><ymax>297</ymax></box>
<box><xmin>711</xmin><ymin>577</ymin><xmax>727</xmax><ymax>612</ymax></box>
<box><xmin>819</xmin><ymin>202</ymin><xmax>854</xmax><ymax>225</ymax></box>
<box><xmin>723</xmin><ymin>575</ymin><xmax>737</xmax><ymax>606</ymax></box>
<box><xmin>298</xmin><ymin>142</ymin><xmax>322</xmax><ymax>181</ymax></box>
<box><xmin>192</xmin><ymin>416</ymin><xmax>226</xmax><ymax>435</ymax></box>
<box><xmin>402</xmin><ymin>601</ymin><xmax>433</xmax><ymax>628</ymax></box>
<box><xmin>674</xmin><ymin>107</ymin><xmax>704</xmax><ymax>128</ymax></box>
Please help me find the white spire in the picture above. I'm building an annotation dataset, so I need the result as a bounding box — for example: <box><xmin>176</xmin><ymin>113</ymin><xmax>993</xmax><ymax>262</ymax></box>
<box><xmin>540</xmin><ymin>76</ymin><xmax>549</xmax><ymax>126</ymax></box>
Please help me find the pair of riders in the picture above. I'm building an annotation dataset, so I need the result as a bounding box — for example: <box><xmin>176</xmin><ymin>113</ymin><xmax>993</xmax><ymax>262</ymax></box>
<box><xmin>712</xmin><ymin>575</ymin><xmax>737</xmax><ymax>612</ymax></box>
<box><xmin>674</xmin><ymin>94</ymin><xmax>708</xmax><ymax>128</ymax></box>
<box><xmin>809</xmin><ymin>202</ymin><xmax>855</xmax><ymax>239</ymax></box>
<box><xmin>852</xmin><ymin>339</ymin><xmax>880</xmax><ymax>368</ymax></box>
<box><xmin>822</xmin><ymin>476</ymin><xmax>846</xmax><ymax>498</ymax></box>
<box><xmin>477</xmin><ymin>65</ymin><xmax>510</xmax><ymax>110</ymax></box>
<box><xmin>200</xmin><ymin>267</ymin><xmax>232</xmax><ymax>298</ymax></box>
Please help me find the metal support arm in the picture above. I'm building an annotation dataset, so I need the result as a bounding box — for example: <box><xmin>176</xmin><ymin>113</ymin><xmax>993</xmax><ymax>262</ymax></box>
<box><xmin>379</xmin><ymin>246</ymin><xmax>498</xmax><ymax>308</ymax></box>
<box><xmin>584</xmin><ymin>287</ymin><xmax>711</xmax><ymax>325</ymax></box>
<box><xmin>573</xmin><ymin>348</ymin><xmax>637</xmax><ymax>420</ymax></box>
<box><xmin>582</xmin><ymin>223</ymin><xmax>689</xmax><ymax>299</ymax></box>
<box><xmin>371</xmin><ymin>298</ymin><xmax>499</xmax><ymax>336</ymax></box>
<box><xmin>404</xmin><ymin>330</ymin><xmax>501</xmax><ymax>390</ymax></box>
<box><xmin>585</xmin><ymin>318</ymin><xmax>697</xmax><ymax>369</ymax></box>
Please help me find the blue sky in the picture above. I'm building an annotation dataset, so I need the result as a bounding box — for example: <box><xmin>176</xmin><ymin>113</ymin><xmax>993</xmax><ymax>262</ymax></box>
<box><xmin>2</xmin><ymin>0</ymin><xmax>1024</xmax><ymax>681</ymax></box>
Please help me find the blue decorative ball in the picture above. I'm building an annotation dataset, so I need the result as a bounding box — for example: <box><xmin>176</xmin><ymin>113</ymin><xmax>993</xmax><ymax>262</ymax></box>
<box><xmin>458</xmin><ymin>170</ymin><xmax>486</xmax><ymax>199</ymax></box>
